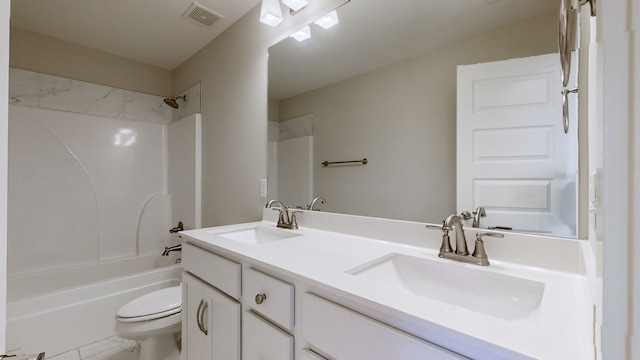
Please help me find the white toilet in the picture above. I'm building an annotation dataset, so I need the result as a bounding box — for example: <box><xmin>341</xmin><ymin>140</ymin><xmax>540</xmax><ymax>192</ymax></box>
<box><xmin>115</xmin><ymin>285</ymin><xmax>182</xmax><ymax>360</ymax></box>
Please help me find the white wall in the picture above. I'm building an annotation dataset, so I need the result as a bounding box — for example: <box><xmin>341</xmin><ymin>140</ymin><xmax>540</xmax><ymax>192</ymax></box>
<box><xmin>0</xmin><ymin>0</ymin><xmax>9</xmax><ymax>352</ymax></box>
<box><xmin>277</xmin><ymin>12</ymin><xmax>557</xmax><ymax>222</ymax></box>
<box><xmin>600</xmin><ymin>0</ymin><xmax>640</xmax><ymax>358</ymax></box>
<box><xmin>277</xmin><ymin>136</ymin><xmax>313</xmax><ymax>208</ymax></box>
<box><xmin>168</xmin><ymin>114</ymin><xmax>202</xmax><ymax>230</ymax></box>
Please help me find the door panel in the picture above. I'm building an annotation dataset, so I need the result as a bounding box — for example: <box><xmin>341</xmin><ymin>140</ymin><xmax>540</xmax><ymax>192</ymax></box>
<box><xmin>457</xmin><ymin>53</ymin><xmax>577</xmax><ymax>237</ymax></box>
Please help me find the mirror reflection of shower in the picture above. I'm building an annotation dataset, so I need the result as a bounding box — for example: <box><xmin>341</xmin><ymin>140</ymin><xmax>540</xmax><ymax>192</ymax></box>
<box><xmin>164</xmin><ymin>95</ymin><xmax>187</xmax><ymax>109</ymax></box>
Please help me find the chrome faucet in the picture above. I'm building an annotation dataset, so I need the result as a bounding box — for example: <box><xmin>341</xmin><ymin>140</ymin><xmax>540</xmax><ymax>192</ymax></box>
<box><xmin>459</xmin><ymin>207</ymin><xmax>486</xmax><ymax>228</ymax></box>
<box><xmin>462</xmin><ymin>206</ymin><xmax>514</xmax><ymax>231</ymax></box>
<box><xmin>444</xmin><ymin>214</ymin><xmax>469</xmax><ymax>255</ymax></box>
<box><xmin>266</xmin><ymin>200</ymin><xmax>299</xmax><ymax>229</ymax></box>
<box><xmin>426</xmin><ymin>214</ymin><xmax>504</xmax><ymax>266</ymax></box>
<box><xmin>472</xmin><ymin>206</ymin><xmax>487</xmax><ymax>228</ymax></box>
<box><xmin>307</xmin><ymin>197</ymin><xmax>326</xmax><ymax>211</ymax></box>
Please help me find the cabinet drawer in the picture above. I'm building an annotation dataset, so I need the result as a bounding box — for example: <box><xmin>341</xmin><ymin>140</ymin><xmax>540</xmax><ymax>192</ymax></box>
<box><xmin>302</xmin><ymin>293</ymin><xmax>467</xmax><ymax>360</ymax></box>
<box><xmin>243</xmin><ymin>311</ymin><xmax>293</xmax><ymax>360</ymax></box>
<box><xmin>182</xmin><ymin>243</ymin><xmax>241</xmax><ymax>300</ymax></box>
<box><xmin>243</xmin><ymin>267</ymin><xmax>294</xmax><ymax>331</ymax></box>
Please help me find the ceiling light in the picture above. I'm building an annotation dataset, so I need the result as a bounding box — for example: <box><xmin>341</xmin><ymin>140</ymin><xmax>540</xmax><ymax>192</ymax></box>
<box><xmin>260</xmin><ymin>0</ymin><xmax>283</xmax><ymax>27</ymax></box>
<box><xmin>282</xmin><ymin>0</ymin><xmax>309</xmax><ymax>12</ymax></box>
<box><xmin>314</xmin><ymin>10</ymin><xmax>339</xmax><ymax>29</ymax></box>
<box><xmin>290</xmin><ymin>25</ymin><xmax>311</xmax><ymax>42</ymax></box>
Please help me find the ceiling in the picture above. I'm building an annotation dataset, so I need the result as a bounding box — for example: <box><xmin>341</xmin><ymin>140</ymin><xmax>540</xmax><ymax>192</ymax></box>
<box><xmin>268</xmin><ymin>0</ymin><xmax>558</xmax><ymax>100</ymax></box>
<box><xmin>10</xmin><ymin>0</ymin><xmax>261</xmax><ymax>69</ymax></box>
<box><xmin>10</xmin><ymin>0</ymin><xmax>558</xmax><ymax>76</ymax></box>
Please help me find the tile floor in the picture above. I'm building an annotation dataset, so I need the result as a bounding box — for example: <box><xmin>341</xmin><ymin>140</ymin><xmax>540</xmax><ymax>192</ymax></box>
<box><xmin>44</xmin><ymin>336</ymin><xmax>140</xmax><ymax>360</ymax></box>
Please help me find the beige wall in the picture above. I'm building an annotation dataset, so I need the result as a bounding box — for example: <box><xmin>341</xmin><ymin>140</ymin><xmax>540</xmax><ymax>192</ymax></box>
<box><xmin>276</xmin><ymin>11</ymin><xmax>557</xmax><ymax>222</ymax></box>
<box><xmin>173</xmin><ymin>1</ymin><xmax>347</xmax><ymax>226</ymax></box>
<box><xmin>10</xmin><ymin>28</ymin><xmax>172</xmax><ymax>96</ymax></box>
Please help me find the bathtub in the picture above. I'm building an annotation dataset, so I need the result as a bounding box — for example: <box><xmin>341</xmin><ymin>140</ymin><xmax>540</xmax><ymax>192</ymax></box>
<box><xmin>6</xmin><ymin>260</ymin><xmax>182</xmax><ymax>357</ymax></box>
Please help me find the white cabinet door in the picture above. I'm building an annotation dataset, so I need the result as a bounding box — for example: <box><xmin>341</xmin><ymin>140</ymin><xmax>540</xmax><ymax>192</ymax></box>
<box><xmin>243</xmin><ymin>311</ymin><xmax>294</xmax><ymax>360</ymax></box>
<box><xmin>182</xmin><ymin>273</ymin><xmax>240</xmax><ymax>360</ymax></box>
<box><xmin>457</xmin><ymin>53</ymin><xmax>577</xmax><ymax>237</ymax></box>
<box><xmin>182</xmin><ymin>273</ymin><xmax>208</xmax><ymax>360</ymax></box>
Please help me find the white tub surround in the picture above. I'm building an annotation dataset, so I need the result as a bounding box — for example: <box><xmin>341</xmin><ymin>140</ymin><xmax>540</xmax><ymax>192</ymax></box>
<box><xmin>7</xmin><ymin>68</ymin><xmax>202</xmax><ymax>297</ymax></box>
<box><xmin>8</xmin><ymin>68</ymin><xmax>174</xmax><ymax>286</ymax></box>
<box><xmin>180</xmin><ymin>209</ymin><xmax>594</xmax><ymax>360</ymax></box>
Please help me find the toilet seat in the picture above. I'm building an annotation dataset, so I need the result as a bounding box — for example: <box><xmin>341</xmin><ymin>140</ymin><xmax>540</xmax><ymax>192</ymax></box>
<box><xmin>117</xmin><ymin>285</ymin><xmax>182</xmax><ymax>322</ymax></box>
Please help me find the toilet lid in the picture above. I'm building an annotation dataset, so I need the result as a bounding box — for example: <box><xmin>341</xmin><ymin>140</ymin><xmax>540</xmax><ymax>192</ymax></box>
<box><xmin>117</xmin><ymin>285</ymin><xmax>182</xmax><ymax>320</ymax></box>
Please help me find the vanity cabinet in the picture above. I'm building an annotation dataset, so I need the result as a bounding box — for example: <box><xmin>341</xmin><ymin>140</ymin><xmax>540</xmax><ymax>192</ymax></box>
<box><xmin>182</xmin><ymin>242</ymin><xmax>295</xmax><ymax>360</ymax></box>
<box><xmin>181</xmin><ymin>236</ymin><xmax>467</xmax><ymax>360</ymax></box>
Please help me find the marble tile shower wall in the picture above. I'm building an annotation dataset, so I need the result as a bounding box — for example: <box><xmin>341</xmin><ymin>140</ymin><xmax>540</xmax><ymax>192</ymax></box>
<box><xmin>267</xmin><ymin>114</ymin><xmax>314</xmax><ymax>143</ymax></box>
<box><xmin>9</xmin><ymin>68</ymin><xmax>172</xmax><ymax>124</ymax></box>
<box><xmin>279</xmin><ymin>113</ymin><xmax>313</xmax><ymax>140</ymax></box>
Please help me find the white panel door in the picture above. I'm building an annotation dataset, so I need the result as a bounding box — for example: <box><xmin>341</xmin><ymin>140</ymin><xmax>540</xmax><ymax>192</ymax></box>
<box><xmin>457</xmin><ymin>53</ymin><xmax>577</xmax><ymax>237</ymax></box>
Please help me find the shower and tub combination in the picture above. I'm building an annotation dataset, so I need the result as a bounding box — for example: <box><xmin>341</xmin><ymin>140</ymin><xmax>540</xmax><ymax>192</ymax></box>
<box><xmin>6</xmin><ymin>68</ymin><xmax>202</xmax><ymax>358</ymax></box>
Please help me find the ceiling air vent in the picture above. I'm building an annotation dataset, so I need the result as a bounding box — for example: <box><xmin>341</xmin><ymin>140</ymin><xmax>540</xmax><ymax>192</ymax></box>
<box><xmin>182</xmin><ymin>2</ymin><xmax>224</xmax><ymax>28</ymax></box>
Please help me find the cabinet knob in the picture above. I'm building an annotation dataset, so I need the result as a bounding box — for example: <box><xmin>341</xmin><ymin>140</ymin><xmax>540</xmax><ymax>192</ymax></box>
<box><xmin>255</xmin><ymin>293</ymin><xmax>267</xmax><ymax>305</ymax></box>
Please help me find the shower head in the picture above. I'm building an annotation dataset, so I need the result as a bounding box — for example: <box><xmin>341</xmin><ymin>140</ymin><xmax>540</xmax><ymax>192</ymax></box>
<box><xmin>163</xmin><ymin>95</ymin><xmax>187</xmax><ymax>109</ymax></box>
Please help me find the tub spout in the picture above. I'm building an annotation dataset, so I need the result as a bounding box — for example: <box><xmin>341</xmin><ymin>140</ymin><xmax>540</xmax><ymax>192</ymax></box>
<box><xmin>162</xmin><ymin>244</ymin><xmax>182</xmax><ymax>256</ymax></box>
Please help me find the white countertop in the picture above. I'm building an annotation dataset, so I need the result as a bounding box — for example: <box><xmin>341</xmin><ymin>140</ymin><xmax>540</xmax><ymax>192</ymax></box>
<box><xmin>180</xmin><ymin>210</ymin><xmax>594</xmax><ymax>360</ymax></box>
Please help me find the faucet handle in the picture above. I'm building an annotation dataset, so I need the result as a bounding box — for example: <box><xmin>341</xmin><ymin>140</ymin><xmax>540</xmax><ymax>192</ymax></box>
<box><xmin>471</xmin><ymin>232</ymin><xmax>502</xmax><ymax>266</ymax></box>
<box><xmin>169</xmin><ymin>221</ymin><xmax>184</xmax><ymax>233</ymax></box>
<box><xmin>476</xmin><ymin>232</ymin><xmax>504</xmax><ymax>239</ymax></box>
<box><xmin>471</xmin><ymin>232</ymin><xmax>504</xmax><ymax>265</ymax></box>
<box><xmin>425</xmin><ymin>224</ymin><xmax>444</xmax><ymax>230</ymax></box>
<box><xmin>427</xmin><ymin>222</ymin><xmax>453</xmax><ymax>254</ymax></box>
<box><xmin>290</xmin><ymin>211</ymin><xmax>302</xmax><ymax>229</ymax></box>
<box><xmin>425</xmin><ymin>221</ymin><xmax>452</xmax><ymax>233</ymax></box>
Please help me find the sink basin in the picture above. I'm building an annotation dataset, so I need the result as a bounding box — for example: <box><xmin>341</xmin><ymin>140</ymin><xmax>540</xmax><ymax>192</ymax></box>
<box><xmin>347</xmin><ymin>253</ymin><xmax>545</xmax><ymax>320</ymax></box>
<box><xmin>212</xmin><ymin>226</ymin><xmax>301</xmax><ymax>245</ymax></box>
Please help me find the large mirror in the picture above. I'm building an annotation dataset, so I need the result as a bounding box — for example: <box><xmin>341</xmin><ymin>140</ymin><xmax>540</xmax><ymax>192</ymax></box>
<box><xmin>268</xmin><ymin>0</ymin><xmax>578</xmax><ymax>238</ymax></box>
